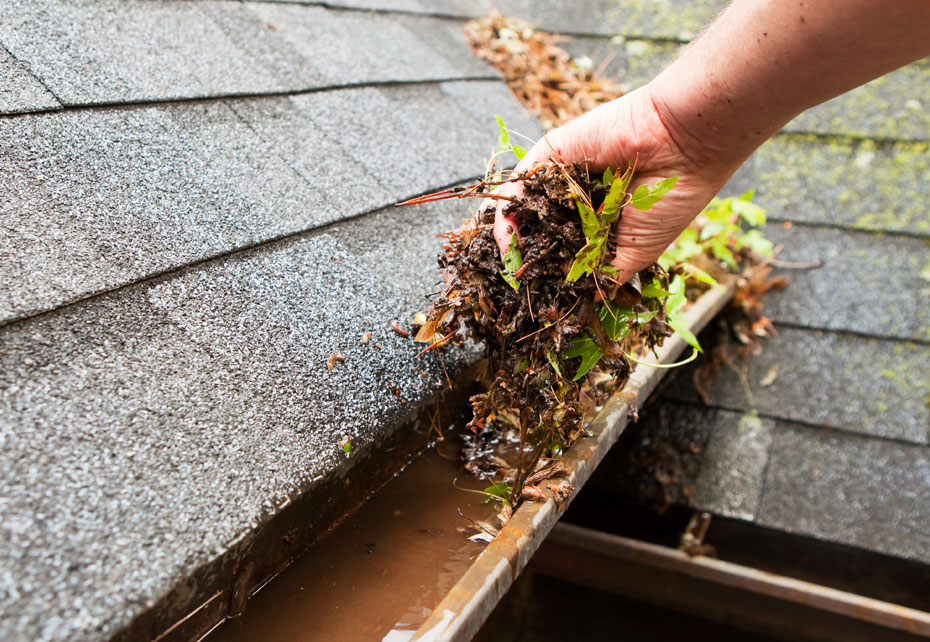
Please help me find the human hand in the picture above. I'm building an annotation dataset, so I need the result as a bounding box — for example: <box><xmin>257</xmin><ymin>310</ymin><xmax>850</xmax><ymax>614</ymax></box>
<box><xmin>493</xmin><ymin>86</ymin><xmax>741</xmax><ymax>285</ymax></box>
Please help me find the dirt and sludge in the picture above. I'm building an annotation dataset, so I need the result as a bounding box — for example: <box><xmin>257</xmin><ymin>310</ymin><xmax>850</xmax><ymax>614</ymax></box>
<box><xmin>207</xmin><ymin>437</ymin><xmax>498</xmax><ymax>642</ymax></box>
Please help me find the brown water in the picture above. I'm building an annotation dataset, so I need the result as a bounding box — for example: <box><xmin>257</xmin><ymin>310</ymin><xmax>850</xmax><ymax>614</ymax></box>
<box><xmin>207</xmin><ymin>442</ymin><xmax>496</xmax><ymax>642</ymax></box>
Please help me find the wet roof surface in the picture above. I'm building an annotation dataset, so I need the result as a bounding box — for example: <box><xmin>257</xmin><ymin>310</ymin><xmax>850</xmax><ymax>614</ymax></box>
<box><xmin>0</xmin><ymin>1</ymin><xmax>540</xmax><ymax>640</ymax></box>
<box><xmin>510</xmin><ymin>0</ymin><xmax>930</xmax><ymax>567</ymax></box>
<box><xmin>2</xmin><ymin>1</ymin><xmax>929</xmax><ymax>639</ymax></box>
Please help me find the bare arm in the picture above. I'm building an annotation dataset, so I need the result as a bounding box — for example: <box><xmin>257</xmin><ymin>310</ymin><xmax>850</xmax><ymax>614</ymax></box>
<box><xmin>497</xmin><ymin>0</ymin><xmax>930</xmax><ymax>281</ymax></box>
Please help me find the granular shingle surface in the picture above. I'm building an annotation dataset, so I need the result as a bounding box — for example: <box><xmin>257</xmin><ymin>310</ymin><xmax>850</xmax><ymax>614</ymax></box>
<box><xmin>0</xmin><ymin>46</ymin><xmax>60</xmax><ymax>114</ymax></box>
<box><xmin>0</xmin><ymin>0</ymin><xmax>495</xmax><ymax>106</ymax></box>
<box><xmin>0</xmin><ymin>82</ymin><xmax>536</xmax><ymax>324</ymax></box>
<box><xmin>0</xmin><ymin>1</ymin><xmax>543</xmax><ymax>639</ymax></box>
<box><xmin>0</xmin><ymin>199</ymin><xmax>477</xmax><ymax>642</ymax></box>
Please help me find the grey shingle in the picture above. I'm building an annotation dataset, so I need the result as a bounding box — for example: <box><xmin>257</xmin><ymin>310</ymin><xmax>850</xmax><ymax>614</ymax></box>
<box><xmin>0</xmin><ymin>101</ymin><xmax>329</xmax><ymax>323</ymax></box>
<box><xmin>0</xmin><ymin>0</ymin><xmax>495</xmax><ymax>106</ymax></box>
<box><xmin>666</xmin><ymin>327</ymin><xmax>930</xmax><ymax>444</ymax></box>
<box><xmin>0</xmin><ymin>198</ymin><xmax>475</xmax><ymax>642</ymax></box>
<box><xmin>0</xmin><ymin>46</ymin><xmax>60</xmax><ymax>114</ymax></box>
<box><xmin>0</xmin><ymin>82</ymin><xmax>538</xmax><ymax>324</ymax></box>
<box><xmin>693</xmin><ymin>410</ymin><xmax>774</xmax><ymax>521</ymax></box>
<box><xmin>592</xmin><ymin>403</ymin><xmax>773</xmax><ymax>520</ymax></box>
<box><xmin>493</xmin><ymin>0</ymin><xmax>725</xmax><ymax>40</ymax></box>
<box><xmin>758</xmin><ymin>422</ymin><xmax>930</xmax><ymax>563</ymax></box>
<box><xmin>727</xmin><ymin>134</ymin><xmax>930</xmax><ymax>237</ymax></box>
<box><xmin>761</xmin><ymin>225</ymin><xmax>930</xmax><ymax>342</ymax></box>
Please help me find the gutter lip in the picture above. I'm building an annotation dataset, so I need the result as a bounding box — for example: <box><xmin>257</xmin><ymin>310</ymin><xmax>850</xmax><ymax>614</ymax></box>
<box><xmin>411</xmin><ymin>281</ymin><xmax>734</xmax><ymax>642</ymax></box>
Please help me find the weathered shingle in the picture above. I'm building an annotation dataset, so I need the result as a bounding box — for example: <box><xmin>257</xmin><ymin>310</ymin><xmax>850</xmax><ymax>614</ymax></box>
<box><xmin>758</xmin><ymin>422</ymin><xmax>930</xmax><ymax>563</ymax></box>
<box><xmin>0</xmin><ymin>0</ymin><xmax>495</xmax><ymax>107</ymax></box>
<box><xmin>666</xmin><ymin>327</ymin><xmax>930</xmax><ymax>444</ymax></box>
<box><xmin>763</xmin><ymin>225</ymin><xmax>930</xmax><ymax>342</ymax></box>
<box><xmin>0</xmin><ymin>198</ymin><xmax>474</xmax><ymax>642</ymax></box>
<box><xmin>0</xmin><ymin>46</ymin><xmax>60</xmax><ymax>114</ymax></box>
<box><xmin>727</xmin><ymin>135</ymin><xmax>930</xmax><ymax>236</ymax></box>
<box><xmin>0</xmin><ymin>82</ymin><xmax>537</xmax><ymax>325</ymax></box>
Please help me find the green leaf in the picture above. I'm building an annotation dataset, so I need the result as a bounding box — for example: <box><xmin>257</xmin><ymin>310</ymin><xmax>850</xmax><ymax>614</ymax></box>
<box><xmin>630</xmin><ymin>176</ymin><xmax>678</xmax><ymax>210</ymax></box>
<box><xmin>547</xmin><ymin>349</ymin><xmax>563</xmax><ymax>380</ymax></box>
<box><xmin>601</xmin><ymin>167</ymin><xmax>614</xmax><ymax>186</ymax></box>
<box><xmin>699</xmin><ymin>220</ymin><xmax>726</xmax><ymax>241</ymax></box>
<box><xmin>666</xmin><ymin>274</ymin><xmax>687</xmax><ymax>315</ymax></box>
<box><xmin>495</xmin><ymin>115</ymin><xmax>510</xmax><ymax>150</ymax></box>
<box><xmin>501</xmin><ymin>233</ymin><xmax>522</xmax><ymax>290</ymax></box>
<box><xmin>682</xmin><ymin>263</ymin><xmax>718</xmax><ymax>286</ymax></box>
<box><xmin>561</xmin><ymin>335</ymin><xmax>604</xmax><ymax>381</ymax></box>
<box><xmin>575</xmin><ymin>198</ymin><xmax>600</xmax><ymax>240</ymax></box>
<box><xmin>512</xmin><ymin>144</ymin><xmax>527</xmax><ymax>160</ymax></box>
<box><xmin>732</xmin><ymin>199</ymin><xmax>766</xmax><ymax>227</ymax></box>
<box><xmin>668</xmin><ymin>314</ymin><xmax>702</xmax><ymax>352</ymax></box>
<box><xmin>602</xmin><ymin>170</ymin><xmax>632</xmax><ymax>218</ymax></box>
<box><xmin>596</xmin><ymin>302</ymin><xmax>635</xmax><ymax>341</ymax></box>
<box><xmin>516</xmin><ymin>360</ymin><xmax>530</xmax><ymax>374</ymax></box>
<box><xmin>600</xmin><ymin>265</ymin><xmax>619</xmax><ymax>275</ymax></box>
<box><xmin>736</xmin><ymin>229</ymin><xmax>774</xmax><ymax>256</ymax></box>
<box><xmin>641</xmin><ymin>279</ymin><xmax>672</xmax><ymax>298</ymax></box>
<box><xmin>342</xmin><ymin>441</ymin><xmax>352</xmax><ymax>455</ymax></box>
<box><xmin>484</xmin><ymin>482</ymin><xmax>513</xmax><ymax>501</ymax></box>
<box><xmin>709</xmin><ymin>236</ymin><xmax>738</xmax><ymax>270</ymax></box>
<box><xmin>566</xmin><ymin>239</ymin><xmax>604</xmax><ymax>282</ymax></box>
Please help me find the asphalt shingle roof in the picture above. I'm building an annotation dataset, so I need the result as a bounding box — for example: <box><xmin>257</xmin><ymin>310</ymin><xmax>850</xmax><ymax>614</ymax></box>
<box><xmin>522</xmin><ymin>0</ymin><xmax>930</xmax><ymax>567</ymax></box>
<box><xmin>0</xmin><ymin>2</ymin><xmax>540</xmax><ymax>640</ymax></box>
<box><xmin>2</xmin><ymin>0</ymin><xmax>929</xmax><ymax>639</ymax></box>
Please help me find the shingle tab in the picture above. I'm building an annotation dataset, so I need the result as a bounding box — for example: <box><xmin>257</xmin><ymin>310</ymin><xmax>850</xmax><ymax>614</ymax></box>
<box><xmin>666</xmin><ymin>327</ymin><xmax>930</xmax><ymax>444</ymax></box>
<box><xmin>591</xmin><ymin>403</ymin><xmax>773</xmax><ymax>520</ymax></box>
<box><xmin>758</xmin><ymin>422</ymin><xmax>930</xmax><ymax>563</ymax></box>
<box><xmin>727</xmin><ymin>135</ymin><xmax>930</xmax><ymax>237</ymax></box>
<box><xmin>0</xmin><ymin>82</ymin><xmax>538</xmax><ymax>324</ymax></box>
<box><xmin>493</xmin><ymin>0</ymin><xmax>725</xmax><ymax>40</ymax></box>
<box><xmin>0</xmin><ymin>46</ymin><xmax>60</xmax><ymax>114</ymax></box>
<box><xmin>0</xmin><ymin>101</ymin><xmax>331</xmax><ymax>323</ymax></box>
<box><xmin>762</xmin><ymin>225</ymin><xmax>930</xmax><ymax>342</ymax></box>
<box><xmin>0</xmin><ymin>198</ymin><xmax>474</xmax><ymax>642</ymax></box>
<box><xmin>0</xmin><ymin>0</ymin><xmax>495</xmax><ymax>106</ymax></box>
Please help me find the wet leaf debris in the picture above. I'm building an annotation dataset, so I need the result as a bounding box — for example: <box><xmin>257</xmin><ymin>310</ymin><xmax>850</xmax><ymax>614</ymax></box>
<box><xmin>464</xmin><ymin>12</ymin><xmax>624</xmax><ymax>129</ymax></box>
<box><xmin>407</xmin><ymin>157</ymin><xmax>683</xmax><ymax>503</ymax></box>
<box><xmin>400</xmin><ymin>120</ymin><xmax>778</xmax><ymax>509</ymax></box>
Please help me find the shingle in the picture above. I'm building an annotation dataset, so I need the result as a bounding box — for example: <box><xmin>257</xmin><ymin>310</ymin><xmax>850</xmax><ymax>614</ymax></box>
<box><xmin>665</xmin><ymin>327</ymin><xmax>930</xmax><ymax>444</ymax></box>
<box><xmin>758</xmin><ymin>422</ymin><xmax>930</xmax><ymax>563</ymax></box>
<box><xmin>0</xmin><ymin>46</ymin><xmax>60</xmax><ymax>114</ymax></box>
<box><xmin>0</xmin><ymin>81</ymin><xmax>538</xmax><ymax>324</ymax></box>
<box><xmin>0</xmin><ymin>0</ymin><xmax>495</xmax><ymax>107</ymax></box>
<box><xmin>788</xmin><ymin>59</ymin><xmax>930</xmax><ymax>142</ymax></box>
<box><xmin>0</xmin><ymin>198</ymin><xmax>475</xmax><ymax>642</ymax></box>
<box><xmin>591</xmin><ymin>403</ymin><xmax>772</xmax><ymax>520</ymax></box>
<box><xmin>761</xmin><ymin>225</ymin><xmax>930</xmax><ymax>342</ymax></box>
<box><xmin>726</xmin><ymin>135</ymin><xmax>930</xmax><ymax>237</ymax></box>
<box><xmin>553</xmin><ymin>34</ymin><xmax>930</xmax><ymax>142</ymax></box>
<box><xmin>0</xmin><ymin>101</ymin><xmax>331</xmax><ymax>323</ymax></box>
<box><xmin>693</xmin><ymin>410</ymin><xmax>774</xmax><ymax>521</ymax></box>
<box><xmin>493</xmin><ymin>0</ymin><xmax>726</xmax><ymax>40</ymax></box>
<box><xmin>241</xmin><ymin>2</ymin><xmax>494</xmax><ymax>86</ymax></box>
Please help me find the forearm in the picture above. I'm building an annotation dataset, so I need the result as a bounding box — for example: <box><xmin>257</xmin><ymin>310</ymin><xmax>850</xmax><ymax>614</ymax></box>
<box><xmin>649</xmin><ymin>0</ymin><xmax>930</xmax><ymax>171</ymax></box>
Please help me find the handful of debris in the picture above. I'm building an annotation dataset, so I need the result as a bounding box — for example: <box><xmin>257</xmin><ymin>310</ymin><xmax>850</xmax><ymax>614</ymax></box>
<box><xmin>407</xmin><ymin>155</ymin><xmax>684</xmax><ymax>502</ymax></box>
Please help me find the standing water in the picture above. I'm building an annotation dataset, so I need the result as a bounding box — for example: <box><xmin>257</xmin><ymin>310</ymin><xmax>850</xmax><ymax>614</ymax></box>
<box><xmin>207</xmin><ymin>440</ymin><xmax>497</xmax><ymax>641</ymax></box>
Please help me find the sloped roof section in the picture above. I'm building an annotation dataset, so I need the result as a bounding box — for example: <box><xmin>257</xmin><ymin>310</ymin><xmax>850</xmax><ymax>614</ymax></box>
<box><xmin>0</xmin><ymin>1</ymin><xmax>540</xmax><ymax>640</ymax></box>
<box><xmin>523</xmin><ymin>0</ymin><xmax>930</xmax><ymax>567</ymax></box>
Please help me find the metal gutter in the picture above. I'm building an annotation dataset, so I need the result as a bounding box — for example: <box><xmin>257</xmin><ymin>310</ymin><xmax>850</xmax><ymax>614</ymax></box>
<box><xmin>533</xmin><ymin>522</ymin><xmax>930</xmax><ymax>641</ymax></box>
<box><xmin>411</xmin><ymin>283</ymin><xmax>734</xmax><ymax>642</ymax></box>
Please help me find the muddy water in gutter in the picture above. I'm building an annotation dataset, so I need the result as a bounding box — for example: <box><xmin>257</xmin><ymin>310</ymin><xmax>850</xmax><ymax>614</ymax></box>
<box><xmin>207</xmin><ymin>440</ymin><xmax>497</xmax><ymax>642</ymax></box>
